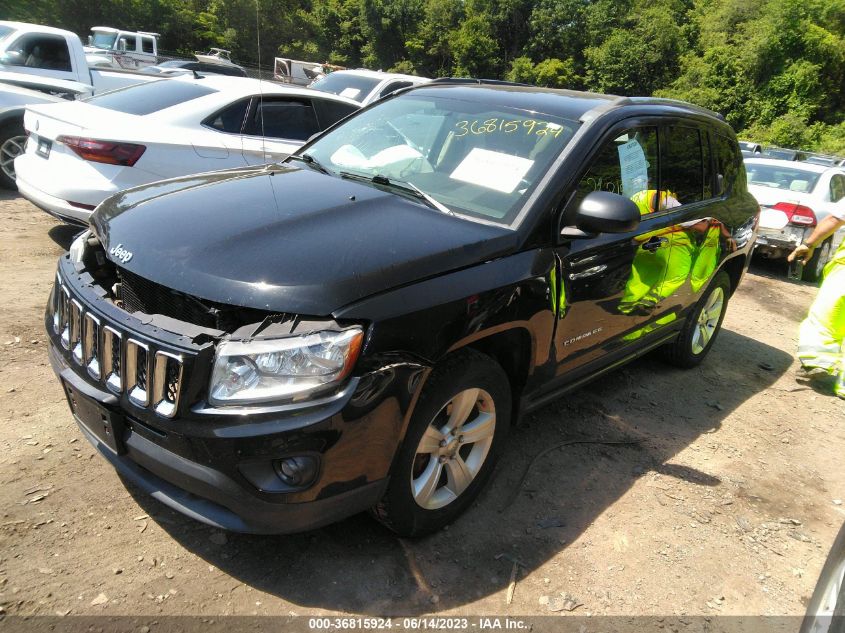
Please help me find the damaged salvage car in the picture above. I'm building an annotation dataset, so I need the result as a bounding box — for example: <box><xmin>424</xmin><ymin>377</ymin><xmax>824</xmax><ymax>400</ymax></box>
<box><xmin>46</xmin><ymin>80</ymin><xmax>759</xmax><ymax>536</ymax></box>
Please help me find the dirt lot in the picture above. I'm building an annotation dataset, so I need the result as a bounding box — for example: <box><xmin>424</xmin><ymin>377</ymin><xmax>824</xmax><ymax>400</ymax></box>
<box><xmin>0</xmin><ymin>190</ymin><xmax>843</xmax><ymax>620</ymax></box>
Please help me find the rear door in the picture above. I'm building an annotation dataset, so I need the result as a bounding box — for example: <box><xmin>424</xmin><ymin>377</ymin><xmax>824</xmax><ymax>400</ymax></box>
<box><xmin>241</xmin><ymin>96</ymin><xmax>320</xmax><ymax>164</ymax></box>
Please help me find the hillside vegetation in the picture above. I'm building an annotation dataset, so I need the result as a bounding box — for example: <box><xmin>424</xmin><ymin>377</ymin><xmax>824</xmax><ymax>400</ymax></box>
<box><xmin>7</xmin><ymin>0</ymin><xmax>845</xmax><ymax>152</ymax></box>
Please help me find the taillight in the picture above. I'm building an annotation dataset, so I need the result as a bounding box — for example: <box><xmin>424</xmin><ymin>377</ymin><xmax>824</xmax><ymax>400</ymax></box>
<box><xmin>772</xmin><ymin>202</ymin><xmax>817</xmax><ymax>226</ymax></box>
<box><xmin>57</xmin><ymin>136</ymin><xmax>146</xmax><ymax>167</ymax></box>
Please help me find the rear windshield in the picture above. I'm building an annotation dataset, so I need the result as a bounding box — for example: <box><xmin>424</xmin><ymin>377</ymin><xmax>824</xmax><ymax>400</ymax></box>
<box><xmin>0</xmin><ymin>26</ymin><xmax>15</xmax><ymax>43</ymax></box>
<box><xmin>745</xmin><ymin>163</ymin><xmax>822</xmax><ymax>193</ymax></box>
<box><xmin>310</xmin><ymin>73</ymin><xmax>381</xmax><ymax>102</ymax></box>
<box><xmin>85</xmin><ymin>80</ymin><xmax>217</xmax><ymax>115</ymax></box>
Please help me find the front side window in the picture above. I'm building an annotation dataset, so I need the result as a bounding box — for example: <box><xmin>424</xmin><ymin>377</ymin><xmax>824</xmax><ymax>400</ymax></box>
<box><xmin>2</xmin><ymin>34</ymin><xmax>71</xmax><ymax>71</ymax></box>
<box><xmin>661</xmin><ymin>126</ymin><xmax>704</xmax><ymax>205</ymax></box>
<box><xmin>304</xmin><ymin>94</ymin><xmax>580</xmax><ymax>224</ymax></box>
<box><xmin>141</xmin><ymin>37</ymin><xmax>155</xmax><ymax>54</ymax></box>
<box><xmin>574</xmin><ymin>127</ymin><xmax>661</xmax><ymax>214</ymax></box>
<box><xmin>244</xmin><ymin>98</ymin><xmax>319</xmax><ymax>141</ymax></box>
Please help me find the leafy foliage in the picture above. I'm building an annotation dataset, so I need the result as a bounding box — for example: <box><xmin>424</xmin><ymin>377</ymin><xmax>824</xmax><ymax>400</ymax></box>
<box><xmin>6</xmin><ymin>0</ymin><xmax>845</xmax><ymax>152</ymax></box>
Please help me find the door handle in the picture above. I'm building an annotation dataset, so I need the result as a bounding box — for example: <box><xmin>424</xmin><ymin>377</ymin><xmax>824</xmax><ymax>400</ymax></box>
<box><xmin>641</xmin><ymin>237</ymin><xmax>669</xmax><ymax>252</ymax></box>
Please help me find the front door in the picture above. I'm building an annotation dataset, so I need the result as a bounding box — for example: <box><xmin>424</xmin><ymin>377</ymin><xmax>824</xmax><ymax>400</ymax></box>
<box><xmin>552</xmin><ymin>124</ymin><xmax>681</xmax><ymax>377</ymax></box>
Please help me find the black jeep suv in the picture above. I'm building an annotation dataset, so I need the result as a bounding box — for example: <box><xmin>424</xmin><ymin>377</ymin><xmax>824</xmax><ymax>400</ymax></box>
<box><xmin>46</xmin><ymin>81</ymin><xmax>758</xmax><ymax>536</ymax></box>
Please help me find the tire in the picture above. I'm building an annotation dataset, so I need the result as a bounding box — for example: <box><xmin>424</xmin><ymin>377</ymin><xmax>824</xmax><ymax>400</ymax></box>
<box><xmin>661</xmin><ymin>270</ymin><xmax>731</xmax><ymax>369</ymax></box>
<box><xmin>802</xmin><ymin>239</ymin><xmax>832</xmax><ymax>283</ymax></box>
<box><xmin>798</xmin><ymin>522</ymin><xmax>845</xmax><ymax>633</ymax></box>
<box><xmin>372</xmin><ymin>349</ymin><xmax>511</xmax><ymax>537</ymax></box>
<box><xmin>0</xmin><ymin>121</ymin><xmax>27</xmax><ymax>190</ymax></box>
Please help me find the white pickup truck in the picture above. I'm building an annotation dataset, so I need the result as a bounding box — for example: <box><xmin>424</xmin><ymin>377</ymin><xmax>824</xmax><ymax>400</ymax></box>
<box><xmin>0</xmin><ymin>21</ymin><xmax>157</xmax><ymax>95</ymax></box>
<box><xmin>0</xmin><ymin>21</ymin><xmax>158</xmax><ymax>188</ymax></box>
<box><xmin>84</xmin><ymin>27</ymin><xmax>160</xmax><ymax>70</ymax></box>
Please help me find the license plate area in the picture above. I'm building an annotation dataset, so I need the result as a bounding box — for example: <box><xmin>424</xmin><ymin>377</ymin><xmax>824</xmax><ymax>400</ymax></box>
<box><xmin>63</xmin><ymin>381</ymin><xmax>126</xmax><ymax>455</ymax></box>
<box><xmin>35</xmin><ymin>135</ymin><xmax>52</xmax><ymax>159</ymax></box>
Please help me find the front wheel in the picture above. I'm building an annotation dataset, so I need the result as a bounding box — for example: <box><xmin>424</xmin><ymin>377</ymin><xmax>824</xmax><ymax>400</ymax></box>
<box><xmin>661</xmin><ymin>270</ymin><xmax>731</xmax><ymax>368</ymax></box>
<box><xmin>372</xmin><ymin>349</ymin><xmax>511</xmax><ymax>537</ymax></box>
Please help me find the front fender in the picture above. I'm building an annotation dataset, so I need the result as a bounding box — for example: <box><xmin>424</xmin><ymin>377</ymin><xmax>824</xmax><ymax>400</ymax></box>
<box><xmin>334</xmin><ymin>248</ymin><xmax>556</xmax><ymax>373</ymax></box>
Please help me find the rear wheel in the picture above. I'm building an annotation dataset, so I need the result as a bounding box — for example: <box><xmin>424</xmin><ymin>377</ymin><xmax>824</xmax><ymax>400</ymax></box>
<box><xmin>661</xmin><ymin>271</ymin><xmax>731</xmax><ymax>368</ymax></box>
<box><xmin>0</xmin><ymin>121</ymin><xmax>26</xmax><ymax>190</ymax></box>
<box><xmin>372</xmin><ymin>349</ymin><xmax>510</xmax><ymax>537</ymax></box>
<box><xmin>802</xmin><ymin>239</ymin><xmax>832</xmax><ymax>283</ymax></box>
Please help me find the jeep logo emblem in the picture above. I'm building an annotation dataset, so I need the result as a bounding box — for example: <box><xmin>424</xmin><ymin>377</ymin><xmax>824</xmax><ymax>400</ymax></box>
<box><xmin>109</xmin><ymin>244</ymin><xmax>133</xmax><ymax>264</ymax></box>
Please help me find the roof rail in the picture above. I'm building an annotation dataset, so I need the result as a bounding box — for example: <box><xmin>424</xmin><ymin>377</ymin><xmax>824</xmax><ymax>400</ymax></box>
<box><xmin>624</xmin><ymin>96</ymin><xmax>725</xmax><ymax>122</ymax></box>
<box><xmin>427</xmin><ymin>77</ymin><xmax>532</xmax><ymax>88</ymax></box>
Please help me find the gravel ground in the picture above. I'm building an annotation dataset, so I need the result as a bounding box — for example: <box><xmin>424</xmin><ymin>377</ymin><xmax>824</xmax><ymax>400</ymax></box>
<box><xmin>0</xmin><ymin>190</ymin><xmax>843</xmax><ymax>620</ymax></box>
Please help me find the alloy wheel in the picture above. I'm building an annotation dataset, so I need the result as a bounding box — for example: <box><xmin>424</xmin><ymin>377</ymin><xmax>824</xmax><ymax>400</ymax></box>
<box><xmin>0</xmin><ymin>135</ymin><xmax>26</xmax><ymax>182</ymax></box>
<box><xmin>411</xmin><ymin>387</ymin><xmax>496</xmax><ymax>510</ymax></box>
<box><xmin>691</xmin><ymin>286</ymin><xmax>725</xmax><ymax>355</ymax></box>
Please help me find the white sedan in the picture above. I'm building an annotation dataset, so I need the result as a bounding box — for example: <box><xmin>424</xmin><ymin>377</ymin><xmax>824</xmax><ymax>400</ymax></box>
<box><xmin>15</xmin><ymin>74</ymin><xmax>360</xmax><ymax>223</ymax></box>
<box><xmin>309</xmin><ymin>69</ymin><xmax>429</xmax><ymax>106</ymax></box>
<box><xmin>746</xmin><ymin>157</ymin><xmax>845</xmax><ymax>281</ymax></box>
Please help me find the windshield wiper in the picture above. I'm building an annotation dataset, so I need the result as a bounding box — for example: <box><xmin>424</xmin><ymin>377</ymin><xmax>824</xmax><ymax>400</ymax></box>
<box><xmin>288</xmin><ymin>153</ymin><xmax>331</xmax><ymax>175</ymax></box>
<box><xmin>339</xmin><ymin>171</ymin><xmax>454</xmax><ymax>216</ymax></box>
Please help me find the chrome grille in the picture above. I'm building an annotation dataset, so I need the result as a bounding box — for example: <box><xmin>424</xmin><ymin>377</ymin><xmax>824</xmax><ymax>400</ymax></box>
<box><xmin>59</xmin><ymin>286</ymin><xmax>71</xmax><ymax>349</ymax></box>
<box><xmin>70</xmin><ymin>300</ymin><xmax>83</xmax><ymax>364</ymax></box>
<box><xmin>126</xmin><ymin>339</ymin><xmax>150</xmax><ymax>407</ymax></box>
<box><xmin>153</xmin><ymin>351</ymin><xmax>183</xmax><ymax>417</ymax></box>
<box><xmin>52</xmin><ymin>282</ymin><xmax>185</xmax><ymax>418</ymax></box>
<box><xmin>83</xmin><ymin>313</ymin><xmax>101</xmax><ymax>379</ymax></box>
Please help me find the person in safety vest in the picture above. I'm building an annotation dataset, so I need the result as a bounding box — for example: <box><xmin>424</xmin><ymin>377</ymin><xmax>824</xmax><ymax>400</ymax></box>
<box><xmin>787</xmin><ymin>206</ymin><xmax>845</xmax><ymax>399</ymax></box>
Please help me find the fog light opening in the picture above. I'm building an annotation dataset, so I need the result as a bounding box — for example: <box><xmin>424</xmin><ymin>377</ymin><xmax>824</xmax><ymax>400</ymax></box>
<box><xmin>273</xmin><ymin>456</ymin><xmax>318</xmax><ymax>487</ymax></box>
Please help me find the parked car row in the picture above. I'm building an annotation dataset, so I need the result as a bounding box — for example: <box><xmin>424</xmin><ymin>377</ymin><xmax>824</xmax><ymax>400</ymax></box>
<box><xmin>744</xmin><ymin>158</ymin><xmax>845</xmax><ymax>280</ymax></box>
<box><xmin>22</xmin><ymin>75</ymin><xmax>760</xmax><ymax>537</ymax></box>
<box><xmin>739</xmin><ymin>138</ymin><xmax>845</xmax><ymax>166</ymax></box>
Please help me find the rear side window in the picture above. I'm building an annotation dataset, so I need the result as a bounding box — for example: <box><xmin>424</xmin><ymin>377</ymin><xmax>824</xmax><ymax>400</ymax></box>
<box><xmin>205</xmin><ymin>99</ymin><xmax>250</xmax><ymax>133</ymax></box>
<box><xmin>312</xmin><ymin>99</ymin><xmax>358</xmax><ymax>129</ymax></box>
<box><xmin>3</xmin><ymin>34</ymin><xmax>71</xmax><ymax>72</ymax></box>
<box><xmin>86</xmin><ymin>80</ymin><xmax>217</xmax><ymax>115</ymax></box>
<box><xmin>244</xmin><ymin>98</ymin><xmax>319</xmax><ymax>141</ymax></box>
<box><xmin>702</xmin><ymin>133</ymin><xmax>714</xmax><ymax>199</ymax></box>
<box><xmin>830</xmin><ymin>174</ymin><xmax>845</xmax><ymax>202</ymax></box>
<box><xmin>714</xmin><ymin>135</ymin><xmax>742</xmax><ymax>195</ymax></box>
<box><xmin>661</xmin><ymin>126</ymin><xmax>704</xmax><ymax>205</ymax></box>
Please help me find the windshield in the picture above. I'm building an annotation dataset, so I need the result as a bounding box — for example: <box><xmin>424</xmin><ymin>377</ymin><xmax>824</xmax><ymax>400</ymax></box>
<box><xmin>745</xmin><ymin>163</ymin><xmax>822</xmax><ymax>193</ymax></box>
<box><xmin>310</xmin><ymin>73</ymin><xmax>382</xmax><ymax>102</ymax></box>
<box><xmin>90</xmin><ymin>31</ymin><xmax>117</xmax><ymax>49</ymax></box>
<box><xmin>302</xmin><ymin>93</ymin><xmax>580</xmax><ymax>225</ymax></box>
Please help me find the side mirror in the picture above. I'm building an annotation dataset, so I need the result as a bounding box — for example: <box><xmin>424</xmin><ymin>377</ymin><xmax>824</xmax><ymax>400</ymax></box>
<box><xmin>568</xmin><ymin>191</ymin><xmax>641</xmax><ymax>235</ymax></box>
<box><xmin>118</xmin><ymin>39</ymin><xmax>127</xmax><ymax>52</ymax></box>
<box><xmin>87</xmin><ymin>35</ymin><xmax>93</xmax><ymax>45</ymax></box>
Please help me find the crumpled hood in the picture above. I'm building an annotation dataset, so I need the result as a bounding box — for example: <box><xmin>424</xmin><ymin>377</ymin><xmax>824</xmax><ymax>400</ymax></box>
<box><xmin>91</xmin><ymin>164</ymin><xmax>517</xmax><ymax>316</ymax></box>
